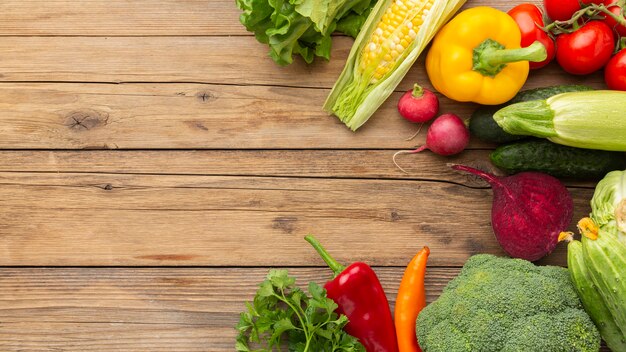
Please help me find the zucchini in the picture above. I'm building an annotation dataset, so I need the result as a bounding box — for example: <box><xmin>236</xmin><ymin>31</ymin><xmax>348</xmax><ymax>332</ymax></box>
<box><xmin>568</xmin><ymin>240</ymin><xmax>626</xmax><ymax>352</ymax></box>
<box><xmin>490</xmin><ymin>139</ymin><xmax>626</xmax><ymax>179</ymax></box>
<box><xmin>494</xmin><ymin>90</ymin><xmax>626</xmax><ymax>151</ymax></box>
<box><xmin>469</xmin><ymin>85</ymin><xmax>593</xmax><ymax>143</ymax></box>
<box><xmin>583</xmin><ymin>228</ymin><xmax>626</xmax><ymax>338</ymax></box>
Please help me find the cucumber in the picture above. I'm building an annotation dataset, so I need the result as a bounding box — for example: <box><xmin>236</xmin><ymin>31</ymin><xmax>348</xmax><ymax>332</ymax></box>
<box><xmin>568</xmin><ymin>240</ymin><xmax>626</xmax><ymax>352</ymax></box>
<box><xmin>469</xmin><ymin>85</ymin><xmax>594</xmax><ymax>143</ymax></box>
<box><xmin>583</xmin><ymin>229</ymin><xmax>626</xmax><ymax>339</ymax></box>
<box><xmin>490</xmin><ymin>139</ymin><xmax>626</xmax><ymax>179</ymax></box>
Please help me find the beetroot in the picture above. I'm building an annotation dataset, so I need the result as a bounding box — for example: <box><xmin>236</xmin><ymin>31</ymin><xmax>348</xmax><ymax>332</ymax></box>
<box><xmin>451</xmin><ymin>164</ymin><xmax>573</xmax><ymax>261</ymax></box>
<box><xmin>398</xmin><ymin>84</ymin><xmax>439</xmax><ymax>123</ymax></box>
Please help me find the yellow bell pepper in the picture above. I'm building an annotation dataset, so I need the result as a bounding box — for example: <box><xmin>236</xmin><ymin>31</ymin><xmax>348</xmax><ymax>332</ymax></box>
<box><xmin>425</xmin><ymin>7</ymin><xmax>547</xmax><ymax>105</ymax></box>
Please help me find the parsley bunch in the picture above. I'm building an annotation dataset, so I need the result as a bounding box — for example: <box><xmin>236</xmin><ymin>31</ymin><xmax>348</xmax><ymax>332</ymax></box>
<box><xmin>236</xmin><ymin>269</ymin><xmax>365</xmax><ymax>352</ymax></box>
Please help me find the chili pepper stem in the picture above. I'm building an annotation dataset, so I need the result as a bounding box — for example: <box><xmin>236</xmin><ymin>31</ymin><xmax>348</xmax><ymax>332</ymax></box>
<box><xmin>473</xmin><ymin>40</ymin><xmax>547</xmax><ymax>77</ymax></box>
<box><xmin>412</xmin><ymin>84</ymin><xmax>424</xmax><ymax>98</ymax></box>
<box><xmin>304</xmin><ymin>235</ymin><xmax>346</xmax><ymax>276</ymax></box>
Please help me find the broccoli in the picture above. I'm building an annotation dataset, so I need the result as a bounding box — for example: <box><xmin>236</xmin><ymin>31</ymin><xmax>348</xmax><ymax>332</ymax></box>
<box><xmin>416</xmin><ymin>254</ymin><xmax>600</xmax><ymax>352</ymax></box>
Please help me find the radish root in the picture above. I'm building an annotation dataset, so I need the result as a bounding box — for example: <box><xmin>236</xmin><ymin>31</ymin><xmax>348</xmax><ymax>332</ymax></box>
<box><xmin>393</xmin><ymin>146</ymin><xmax>428</xmax><ymax>173</ymax></box>
<box><xmin>405</xmin><ymin>123</ymin><xmax>424</xmax><ymax>141</ymax></box>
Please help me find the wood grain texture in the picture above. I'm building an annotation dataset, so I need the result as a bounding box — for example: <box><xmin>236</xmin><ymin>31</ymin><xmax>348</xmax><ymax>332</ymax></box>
<box><xmin>0</xmin><ymin>150</ymin><xmax>597</xmax><ymax>188</ymax></box>
<box><xmin>0</xmin><ymin>267</ymin><xmax>610</xmax><ymax>351</ymax></box>
<box><xmin>0</xmin><ymin>82</ymin><xmax>609</xmax><ymax>150</ymax></box>
<box><xmin>0</xmin><ymin>267</ymin><xmax>450</xmax><ymax>351</ymax></box>
<box><xmin>0</xmin><ymin>0</ymin><xmax>539</xmax><ymax>37</ymax></box>
<box><xmin>0</xmin><ymin>36</ymin><xmax>605</xmax><ymax>89</ymax></box>
<box><xmin>0</xmin><ymin>83</ymin><xmax>491</xmax><ymax>149</ymax></box>
<box><xmin>0</xmin><ymin>171</ymin><xmax>592</xmax><ymax>267</ymax></box>
<box><xmin>0</xmin><ymin>0</ymin><xmax>247</xmax><ymax>36</ymax></box>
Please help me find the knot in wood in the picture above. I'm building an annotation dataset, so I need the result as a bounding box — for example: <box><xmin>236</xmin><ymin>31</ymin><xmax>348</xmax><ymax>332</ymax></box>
<box><xmin>65</xmin><ymin>109</ymin><xmax>109</xmax><ymax>131</ymax></box>
<box><xmin>196</xmin><ymin>91</ymin><xmax>216</xmax><ymax>102</ymax></box>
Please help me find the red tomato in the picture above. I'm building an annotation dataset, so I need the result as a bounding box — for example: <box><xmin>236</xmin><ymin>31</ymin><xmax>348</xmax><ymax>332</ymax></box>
<box><xmin>602</xmin><ymin>3</ymin><xmax>626</xmax><ymax>37</ymax></box>
<box><xmin>544</xmin><ymin>0</ymin><xmax>607</xmax><ymax>21</ymax></box>
<box><xmin>556</xmin><ymin>21</ymin><xmax>615</xmax><ymax>75</ymax></box>
<box><xmin>605</xmin><ymin>49</ymin><xmax>626</xmax><ymax>90</ymax></box>
<box><xmin>508</xmin><ymin>4</ymin><xmax>556</xmax><ymax>69</ymax></box>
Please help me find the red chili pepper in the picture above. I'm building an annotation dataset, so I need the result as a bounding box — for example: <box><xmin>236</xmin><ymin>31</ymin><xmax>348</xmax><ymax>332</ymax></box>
<box><xmin>305</xmin><ymin>236</ymin><xmax>399</xmax><ymax>352</ymax></box>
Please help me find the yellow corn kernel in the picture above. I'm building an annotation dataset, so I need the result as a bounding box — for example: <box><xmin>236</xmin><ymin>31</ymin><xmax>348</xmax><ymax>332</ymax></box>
<box><xmin>358</xmin><ymin>0</ymin><xmax>433</xmax><ymax>83</ymax></box>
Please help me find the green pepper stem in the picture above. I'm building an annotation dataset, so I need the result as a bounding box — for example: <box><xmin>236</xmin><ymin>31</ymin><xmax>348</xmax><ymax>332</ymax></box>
<box><xmin>473</xmin><ymin>40</ymin><xmax>547</xmax><ymax>77</ymax></box>
<box><xmin>304</xmin><ymin>235</ymin><xmax>345</xmax><ymax>276</ymax></box>
<box><xmin>412</xmin><ymin>83</ymin><xmax>424</xmax><ymax>98</ymax></box>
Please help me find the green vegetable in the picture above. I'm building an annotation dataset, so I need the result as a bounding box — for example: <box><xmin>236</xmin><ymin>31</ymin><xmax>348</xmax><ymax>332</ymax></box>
<box><xmin>490</xmin><ymin>139</ymin><xmax>626</xmax><ymax>179</ymax></box>
<box><xmin>582</xmin><ymin>227</ymin><xmax>626</xmax><ymax>343</ymax></box>
<box><xmin>236</xmin><ymin>269</ymin><xmax>365</xmax><ymax>352</ymax></box>
<box><xmin>416</xmin><ymin>254</ymin><xmax>600</xmax><ymax>352</ymax></box>
<box><xmin>235</xmin><ymin>0</ymin><xmax>374</xmax><ymax>66</ymax></box>
<box><xmin>469</xmin><ymin>85</ymin><xmax>593</xmax><ymax>144</ymax></box>
<box><xmin>567</xmin><ymin>239</ymin><xmax>626</xmax><ymax>352</ymax></box>
<box><xmin>493</xmin><ymin>90</ymin><xmax>626</xmax><ymax>151</ymax></box>
<box><xmin>590</xmin><ymin>169</ymin><xmax>626</xmax><ymax>237</ymax></box>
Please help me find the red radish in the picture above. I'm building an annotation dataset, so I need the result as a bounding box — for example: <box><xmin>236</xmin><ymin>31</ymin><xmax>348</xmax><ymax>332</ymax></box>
<box><xmin>393</xmin><ymin>113</ymin><xmax>470</xmax><ymax>172</ymax></box>
<box><xmin>398</xmin><ymin>84</ymin><xmax>439</xmax><ymax>123</ymax></box>
<box><xmin>451</xmin><ymin>164</ymin><xmax>573</xmax><ymax>261</ymax></box>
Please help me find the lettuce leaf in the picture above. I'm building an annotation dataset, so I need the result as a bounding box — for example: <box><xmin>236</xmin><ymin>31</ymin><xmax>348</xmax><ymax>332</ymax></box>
<box><xmin>236</xmin><ymin>0</ymin><xmax>375</xmax><ymax>66</ymax></box>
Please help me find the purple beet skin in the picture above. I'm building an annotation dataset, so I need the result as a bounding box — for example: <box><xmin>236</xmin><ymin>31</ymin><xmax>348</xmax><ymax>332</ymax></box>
<box><xmin>452</xmin><ymin>165</ymin><xmax>573</xmax><ymax>261</ymax></box>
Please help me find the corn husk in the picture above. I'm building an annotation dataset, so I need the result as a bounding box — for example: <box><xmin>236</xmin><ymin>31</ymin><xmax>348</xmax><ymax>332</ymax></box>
<box><xmin>324</xmin><ymin>0</ymin><xmax>467</xmax><ymax>131</ymax></box>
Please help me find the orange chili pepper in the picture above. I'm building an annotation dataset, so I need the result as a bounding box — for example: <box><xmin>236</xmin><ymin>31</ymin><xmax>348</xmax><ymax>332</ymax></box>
<box><xmin>395</xmin><ymin>246</ymin><xmax>430</xmax><ymax>352</ymax></box>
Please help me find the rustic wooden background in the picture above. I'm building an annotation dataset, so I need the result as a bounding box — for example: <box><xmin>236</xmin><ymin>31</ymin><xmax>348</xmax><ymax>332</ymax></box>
<box><xmin>0</xmin><ymin>0</ymin><xmax>608</xmax><ymax>350</ymax></box>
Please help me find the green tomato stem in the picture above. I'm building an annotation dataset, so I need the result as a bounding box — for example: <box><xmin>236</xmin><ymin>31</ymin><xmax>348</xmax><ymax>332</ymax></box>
<box><xmin>591</xmin><ymin>3</ymin><xmax>626</xmax><ymax>27</ymax></box>
<box><xmin>473</xmin><ymin>40</ymin><xmax>547</xmax><ymax>77</ymax></box>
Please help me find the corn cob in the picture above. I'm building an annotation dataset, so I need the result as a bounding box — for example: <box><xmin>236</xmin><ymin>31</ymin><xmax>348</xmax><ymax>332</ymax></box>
<box><xmin>325</xmin><ymin>0</ymin><xmax>466</xmax><ymax>131</ymax></box>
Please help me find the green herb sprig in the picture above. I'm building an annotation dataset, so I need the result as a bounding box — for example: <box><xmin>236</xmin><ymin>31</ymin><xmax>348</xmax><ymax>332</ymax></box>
<box><xmin>236</xmin><ymin>269</ymin><xmax>365</xmax><ymax>352</ymax></box>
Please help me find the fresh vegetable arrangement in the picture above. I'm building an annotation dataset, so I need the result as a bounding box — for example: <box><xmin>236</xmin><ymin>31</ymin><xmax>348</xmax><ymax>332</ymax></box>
<box><xmin>416</xmin><ymin>254</ymin><xmax>601</xmax><ymax>351</ymax></box>
<box><xmin>323</xmin><ymin>0</ymin><xmax>467</xmax><ymax>130</ymax></box>
<box><xmin>234</xmin><ymin>0</ymin><xmax>626</xmax><ymax>349</ymax></box>
<box><xmin>236</xmin><ymin>0</ymin><xmax>375</xmax><ymax>65</ymax></box>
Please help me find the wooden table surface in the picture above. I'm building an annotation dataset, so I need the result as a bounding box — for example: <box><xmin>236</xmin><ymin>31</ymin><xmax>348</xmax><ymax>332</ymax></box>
<box><xmin>0</xmin><ymin>1</ymin><xmax>609</xmax><ymax>350</ymax></box>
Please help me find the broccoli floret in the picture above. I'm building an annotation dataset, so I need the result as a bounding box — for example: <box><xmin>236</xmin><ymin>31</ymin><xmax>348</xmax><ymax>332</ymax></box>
<box><xmin>416</xmin><ymin>254</ymin><xmax>600</xmax><ymax>352</ymax></box>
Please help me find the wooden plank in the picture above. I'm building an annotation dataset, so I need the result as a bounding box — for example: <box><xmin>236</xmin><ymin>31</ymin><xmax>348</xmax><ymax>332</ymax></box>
<box><xmin>0</xmin><ymin>83</ymin><xmax>493</xmax><ymax>149</ymax></box>
<box><xmin>0</xmin><ymin>0</ymin><xmax>248</xmax><ymax>36</ymax></box>
<box><xmin>0</xmin><ymin>267</ymin><xmax>610</xmax><ymax>351</ymax></box>
<box><xmin>0</xmin><ymin>150</ymin><xmax>597</xmax><ymax>188</ymax></box>
<box><xmin>0</xmin><ymin>36</ymin><xmax>606</xmax><ymax>89</ymax></box>
<box><xmin>0</xmin><ymin>172</ymin><xmax>592</xmax><ymax>266</ymax></box>
<box><xmin>0</xmin><ymin>267</ymin><xmax>449</xmax><ymax>351</ymax></box>
<box><xmin>0</xmin><ymin>0</ymin><xmax>538</xmax><ymax>37</ymax></box>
